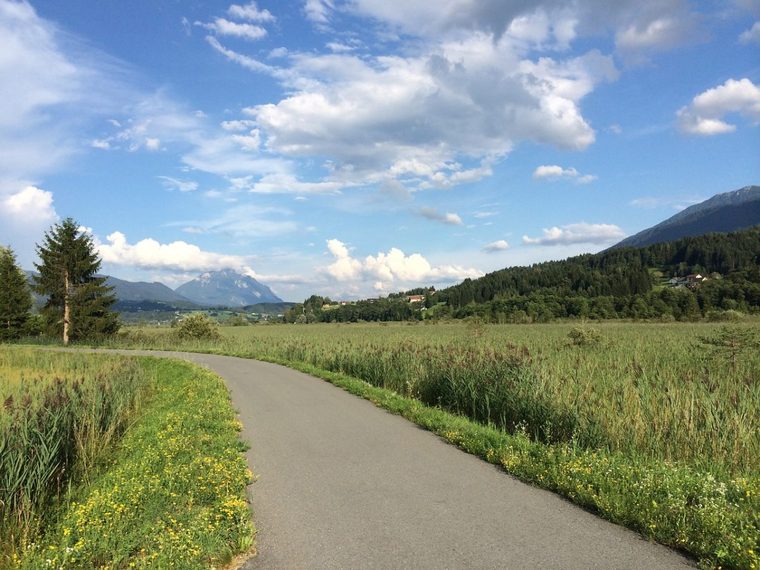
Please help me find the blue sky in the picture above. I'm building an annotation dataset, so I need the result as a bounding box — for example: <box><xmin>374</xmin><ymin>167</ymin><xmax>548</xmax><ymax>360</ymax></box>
<box><xmin>0</xmin><ymin>0</ymin><xmax>758</xmax><ymax>301</ymax></box>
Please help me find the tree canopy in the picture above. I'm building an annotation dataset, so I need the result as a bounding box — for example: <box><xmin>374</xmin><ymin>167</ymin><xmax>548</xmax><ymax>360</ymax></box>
<box><xmin>0</xmin><ymin>246</ymin><xmax>32</xmax><ymax>340</ymax></box>
<box><xmin>34</xmin><ymin>218</ymin><xmax>119</xmax><ymax>343</ymax></box>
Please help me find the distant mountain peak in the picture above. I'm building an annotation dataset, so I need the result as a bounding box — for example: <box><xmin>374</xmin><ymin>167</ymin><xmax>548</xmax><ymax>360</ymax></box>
<box><xmin>175</xmin><ymin>269</ymin><xmax>282</xmax><ymax>307</ymax></box>
<box><xmin>613</xmin><ymin>184</ymin><xmax>760</xmax><ymax>249</ymax></box>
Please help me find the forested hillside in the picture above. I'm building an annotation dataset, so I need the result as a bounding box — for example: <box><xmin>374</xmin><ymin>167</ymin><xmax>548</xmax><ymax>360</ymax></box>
<box><xmin>288</xmin><ymin>228</ymin><xmax>760</xmax><ymax>323</ymax></box>
<box><xmin>435</xmin><ymin>227</ymin><xmax>760</xmax><ymax>321</ymax></box>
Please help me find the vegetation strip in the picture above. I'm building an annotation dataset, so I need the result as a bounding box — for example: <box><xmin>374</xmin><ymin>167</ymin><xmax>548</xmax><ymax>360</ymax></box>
<box><xmin>1</xmin><ymin>349</ymin><xmax>254</xmax><ymax>569</ymax></box>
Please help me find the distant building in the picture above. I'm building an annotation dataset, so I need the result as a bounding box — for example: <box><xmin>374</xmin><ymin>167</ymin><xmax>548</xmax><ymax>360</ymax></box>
<box><xmin>407</xmin><ymin>294</ymin><xmax>425</xmax><ymax>303</ymax></box>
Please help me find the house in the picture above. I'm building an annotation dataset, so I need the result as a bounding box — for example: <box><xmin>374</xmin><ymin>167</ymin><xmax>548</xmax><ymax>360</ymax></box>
<box><xmin>407</xmin><ymin>294</ymin><xmax>425</xmax><ymax>303</ymax></box>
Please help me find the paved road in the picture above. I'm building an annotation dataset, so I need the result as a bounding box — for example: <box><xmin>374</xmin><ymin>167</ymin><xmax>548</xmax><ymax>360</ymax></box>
<box><xmin>113</xmin><ymin>351</ymin><xmax>692</xmax><ymax>569</ymax></box>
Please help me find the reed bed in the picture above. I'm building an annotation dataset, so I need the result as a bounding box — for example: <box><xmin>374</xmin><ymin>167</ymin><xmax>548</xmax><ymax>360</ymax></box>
<box><xmin>114</xmin><ymin>321</ymin><xmax>759</xmax><ymax>476</ymax></box>
<box><xmin>0</xmin><ymin>349</ymin><xmax>149</xmax><ymax>561</ymax></box>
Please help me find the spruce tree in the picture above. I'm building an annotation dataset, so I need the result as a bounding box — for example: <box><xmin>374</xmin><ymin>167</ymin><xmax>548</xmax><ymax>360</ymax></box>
<box><xmin>34</xmin><ymin>218</ymin><xmax>119</xmax><ymax>344</ymax></box>
<box><xmin>0</xmin><ymin>246</ymin><xmax>33</xmax><ymax>340</ymax></box>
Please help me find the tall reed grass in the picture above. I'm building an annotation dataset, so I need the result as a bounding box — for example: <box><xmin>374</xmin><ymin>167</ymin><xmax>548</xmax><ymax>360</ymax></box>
<box><xmin>0</xmin><ymin>349</ymin><xmax>149</xmax><ymax>559</ymax></box>
<box><xmin>112</xmin><ymin>321</ymin><xmax>759</xmax><ymax>476</ymax></box>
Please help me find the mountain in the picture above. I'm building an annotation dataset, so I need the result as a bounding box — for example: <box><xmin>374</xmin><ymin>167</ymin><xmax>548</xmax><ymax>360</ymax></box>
<box><xmin>104</xmin><ymin>276</ymin><xmax>197</xmax><ymax>306</ymax></box>
<box><xmin>175</xmin><ymin>270</ymin><xmax>283</xmax><ymax>307</ymax></box>
<box><xmin>613</xmin><ymin>185</ymin><xmax>760</xmax><ymax>249</ymax></box>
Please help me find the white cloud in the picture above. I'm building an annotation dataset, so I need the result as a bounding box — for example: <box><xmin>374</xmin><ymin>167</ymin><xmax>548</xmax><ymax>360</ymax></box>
<box><xmin>305</xmin><ymin>0</ymin><xmax>334</xmax><ymax>24</ymax></box>
<box><xmin>91</xmin><ymin>139</ymin><xmax>111</xmax><ymax>150</ymax></box>
<box><xmin>325</xmin><ymin>239</ymin><xmax>483</xmax><ymax>288</ymax></box>
<box><xmin>0</xmin><ymin>185</ymin><xmax>59</xmax><ymax>267</ymax></box>
<box><xmin>238</xmin><ymin>38</ymin><xmax>615</xmax><ymax>190</ymax></box>
<box><xmin>97</xmin><ymin>231</ymin><xmax>252</xmax><ymax>272</ymax></box>
<box><xmin>473</xmin><ymin>210</ymin><xmax>498</xmax><ymax>219</ymax></box>
<box><xmin>1</xmin><ymin>185</ymin><xmax>57</xmax><ymax>224</ymax></box>
<box><xmin>345</xmin><ymin>0</ymin><xmax>702</xmax><ymax>55</ymax></box>
<box><xmin>532</xmin><ymin>164</ymin><xmax>597</xmax><ymax>183</ymax></box>
<box><xmin>169</xmin><ymin>204</ymin><xmax>298</xmax><ymax>237</ymax></box>
<box><xmin>196</xmin><ymin>18</ymin><xmax>267</xmax><ymax>41</ymax></box>
<box><xmin>419</xmin><ymin>207</ymin><xmax>463</xmax><ymax>225</ymax></box>
<box><xmin>221</xmin><ymin>119</ymin><xmax>257</xmax><ymax>131</ymax></box>
<box><xmin>158</xmin><ymin>176</ymin><xmax>198</xmax><ymax>193</ymax></box>
<box><xmin>232</xmin><ymin>129</ymin><xmax>261</xmax><ymax>151</ymax></box>
<box><xmin>0</xmin><ymin>1</ymin><xmax>134</xmax><ymax>184</ymax></box>
<box><xmin>145</xmin><ymin>137</ymin><xmax>161</xmax><ymax>151</ymax></box>
<box><xmin>227</xmin><ymin>2</ymin><xmax>275</xmax><ymax>22</ymax></box>
<box><xmin>739</xmin><ymin>21</ymin><xmax>760</xmax><ymax>43</ymax></box>
<box><xmin>522</xmin><ymin>222</ymin><xmax>625</xmax><ymax>245</ymax></box>
<box><xmin>677</xmin><ymin>78</ymin><xmax>760</xmax><ymax>135</ymax></box>
<box><xmin>483</xmin><ymin>239</ymin><xmax>509</xmax><ymax>252</ymax></box>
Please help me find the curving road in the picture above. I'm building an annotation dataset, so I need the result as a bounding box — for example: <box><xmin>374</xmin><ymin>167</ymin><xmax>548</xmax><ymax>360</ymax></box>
<box><xmin>113</xmin><ymin>351</ymin><xmax>692</xmax><ymax>569</ymax></box>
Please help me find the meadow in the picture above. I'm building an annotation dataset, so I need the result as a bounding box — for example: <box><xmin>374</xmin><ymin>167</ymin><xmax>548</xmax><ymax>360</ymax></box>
<box><xmin>0</xmin><ymin>348</ymin><xmax>253</xmax><ymax>569</ymax></box>
<box><xmin>109</xmin><ymin>320</ymin><xmax>758</xmax><ymax>568</ymax></box>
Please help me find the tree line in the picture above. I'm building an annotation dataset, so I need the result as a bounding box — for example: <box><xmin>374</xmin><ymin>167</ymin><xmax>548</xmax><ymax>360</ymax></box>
<box><xmin>0</xmin><ymin>218</ymin><xmax>118</xmax><ymax>344</ymax></box>
<box><xmin>284</xmin><ymin>227</ymin><xmax>760</xmax><ymax>323</ymax></box>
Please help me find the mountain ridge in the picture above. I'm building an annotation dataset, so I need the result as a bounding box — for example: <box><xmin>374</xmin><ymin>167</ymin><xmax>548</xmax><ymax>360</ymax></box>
<box><xmin>175</xmin><ymin>269</ymin><xmax>283</xmax><ymax>307</ymax></box>
<box><xmin>613</xmin><ymin>185</ymin><xmax>760</xmax><ymax>249</ymax></box>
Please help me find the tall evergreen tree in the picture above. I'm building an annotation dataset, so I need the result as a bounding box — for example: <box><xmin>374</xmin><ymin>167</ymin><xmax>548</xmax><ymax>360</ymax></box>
<box><xmin>0</xmin><ymin>246</ymin><xmax>32</xmax><ymax>340</ymax></box>
<box><xmin>34</xmin><ymin>218</ymin><xmax>119</xmax><ymax>344</ymax></box>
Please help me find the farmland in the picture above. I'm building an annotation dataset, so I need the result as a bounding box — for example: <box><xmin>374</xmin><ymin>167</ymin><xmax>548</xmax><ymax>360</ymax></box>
<box><xmin>108</xmin><ymin>319</ymin><xmax>758</xmax><ymax>568</ymax></box>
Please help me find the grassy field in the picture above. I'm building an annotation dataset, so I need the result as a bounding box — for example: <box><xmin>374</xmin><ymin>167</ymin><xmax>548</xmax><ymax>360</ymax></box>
<box><xmin>0</xmin><ymin>348</ymin><xmax>253</xmax><ymax>569</ymax></box>
<box><xmin>107</xmin><ymin>320</ymin><xmax>758</xmax><ymax>568</ymax></box>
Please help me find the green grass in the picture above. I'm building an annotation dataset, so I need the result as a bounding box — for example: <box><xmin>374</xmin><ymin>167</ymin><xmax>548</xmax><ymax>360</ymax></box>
<box><xmin>100</xmin><ymin>320</ymin><xmax>759</xmax><ymax>569</ymax></box>
<box><xmin>0</xmin><ymin>349</ymin><xmax>254</xmax><ymax>569</ymax></box>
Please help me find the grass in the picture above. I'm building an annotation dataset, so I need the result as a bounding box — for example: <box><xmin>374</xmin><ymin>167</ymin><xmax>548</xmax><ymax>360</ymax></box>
<box><xmin>0</xmin><ymin>348</ymin><xmax>254</xmax><ymax>569</ymax></box>
<box><xmin>100</xmin><ymin>320</ymin><xmax>758</xmax><ymax>569</ymax></box>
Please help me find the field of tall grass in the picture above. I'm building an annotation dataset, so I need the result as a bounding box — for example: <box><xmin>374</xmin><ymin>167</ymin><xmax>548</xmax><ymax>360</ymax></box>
<box><xmin>108</xmin><ymin>320</ymin><xmax>759</xmax><ymax>568</ymax></box>
<box><xmin>0</xmin><ymin>348</ymin><xmax>253</xmax><ymax>569</ymax></box>
<box><xmin>0</xmin><ymin>349</ymin><xmax>148</xmax><ymax>557</ymax></box>
<box><xmin>116</xmin><ymin>321</ymin><xmax>759</xmax><ymax>476</ymax></box>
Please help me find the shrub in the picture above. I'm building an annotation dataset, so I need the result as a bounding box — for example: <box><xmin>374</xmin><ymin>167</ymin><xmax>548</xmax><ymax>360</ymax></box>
<box><xmin>174</xmin><ymin>314</ymin><xmax>221</xmax><ymax>340</ymax></box>
<box><xmin>567</xmin><ymin>326</ymin><xmax>602</xmax><ymax>347</ymax></box>
<box><xmin>706</xmin><ymin>309</ymin><xmax>744</xmax><ymax>322</ymax></box>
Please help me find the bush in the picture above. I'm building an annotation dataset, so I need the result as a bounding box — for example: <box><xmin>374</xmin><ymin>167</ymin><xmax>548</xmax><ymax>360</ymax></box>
<box><xmin>706</xmin><ymin>309</ymin><xmax>744</xmax><ymax>322</ymax></box>
<box><xmin>567</xmin><ymin>326</ymin><xmax>602</xmax><ymax>347</ymax></box>
<box><xmin>174</xmin><ymin>314</ymin><xmax>221</xmax><ymax>340</ymax></box>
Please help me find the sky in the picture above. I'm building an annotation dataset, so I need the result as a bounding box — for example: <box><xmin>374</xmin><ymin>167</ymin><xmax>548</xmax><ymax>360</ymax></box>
<box><xmin>0</xmin><ymin>0</ymin><xmax>758</xmax><ymax>302</ymax></box>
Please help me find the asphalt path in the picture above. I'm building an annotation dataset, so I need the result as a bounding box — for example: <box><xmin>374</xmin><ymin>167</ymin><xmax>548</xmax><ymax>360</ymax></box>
<box><xmin>105</xmin><ymin>350</ymin><xmax>693</xmax><ymax>569</ymax></box>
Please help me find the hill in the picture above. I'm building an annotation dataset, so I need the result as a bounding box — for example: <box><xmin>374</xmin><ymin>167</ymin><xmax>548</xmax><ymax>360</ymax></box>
<box><xmin>613</xmin><ymin>185</ymin><xmax>760</xmax><ymax>249</ymax></box>
<box><xmin>104</xmin><ymin>276</ymin><xmax>199</xmax><ymax>307</ymax></box>
<box><xmin>175</xmin><ymin>270</ymin><xmax>283</xmax><ymax>307</ymax></box>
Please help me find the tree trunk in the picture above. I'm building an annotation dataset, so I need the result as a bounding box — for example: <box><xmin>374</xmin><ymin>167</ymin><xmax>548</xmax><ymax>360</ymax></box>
<box><xmin>63</xmin><ymin>269</ymin><xmax>70</xmax><ymax>346</ymax></box>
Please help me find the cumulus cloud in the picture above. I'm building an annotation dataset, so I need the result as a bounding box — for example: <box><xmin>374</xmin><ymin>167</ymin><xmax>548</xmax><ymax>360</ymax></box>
<box><xmin>419</xmin><ymin>207</ymin><xmax>463</xmax><ymax>226</ymax></box>
<box><xmin>97</xmin><ymin>231</ymin><xmax>252</xmax><ymax>272</ymax></box>
<box><xmin>0</xmin><ymin>185</ymin><xmax>59</xmax><ymax>267</ymax></box>
<box><xmin>227</xmin><ymin>2</ymin><xmax>275</xmax><ymax>22</ymax></box>
<box><xmin>344</xmin><ymin>0</ymin><xmax>702</xmax><ymax>54</ymax></box>
<box><xmin>483</xmin><ymin>240</ymin><xmax>509</xmax><ymax>252</ymax></box>
<box><xmin>325</xmin><ymin>238</ymin><xmax>482</xmax><ymax>289</ymax></box>
<box><xmin>238</xmin><ymin>40</ymin><xmax>615</xmax><ymax>190</ymax></box>
<box><xmin>522</xmin><ymin>222</ymin><xmax>625</xmax><ymax>245</ymax></box>
<box><xmin>677</xmin><ymin>78</ymin><xmax>760</xmax><ymax>135</ymax></box>
<box><xmin>739</xmin><ymin>21</ymin><xmax>760</xmax><ymax>44</ymax></box>
<box><xmin>532</xmin><ymin>164</ymin><xmax>597</xmax><ymax>183</ymax></box>
<box><xmin>196</xmin><ymin>18</ymin><xmax>267</xmax><ymax>41</ymax></box>
<box><xmin>1</xmin><ymin>185</ymin><xmax>57</xmax><ymax>224</ymax></box>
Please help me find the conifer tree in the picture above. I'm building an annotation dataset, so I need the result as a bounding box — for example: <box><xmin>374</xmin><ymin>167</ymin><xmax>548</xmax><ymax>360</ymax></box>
<box><xmin>0</xmin><ymin>246</ymin><xmax>32</xmax><ymax>340</ymax></box>
<box><xmin>34</xmin><ymin>218</ymin><xmax>119</xmax><ymax>344</ymax></box>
